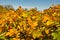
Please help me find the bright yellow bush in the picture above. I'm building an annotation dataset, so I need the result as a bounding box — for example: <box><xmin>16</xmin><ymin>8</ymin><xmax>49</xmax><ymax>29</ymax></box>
<box><xmin>0</xmin><ymin>4</ymin><xmax>60</xmax><ymax>40</ymax></box>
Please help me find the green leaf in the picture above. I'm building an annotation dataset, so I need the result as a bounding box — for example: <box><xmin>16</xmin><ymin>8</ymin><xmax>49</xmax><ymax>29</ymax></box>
<box><xmin>51</xmin><ymin>32</ymin><xmax>58</xmax><ymax>39</ymax></box>
<box><xmin>13</xmin><ymin>22</ymin><xmax>16</xmax><ymax>27</ymax></box>
<box><xmin>5</xmin><ymin>24</ymin><xmax>9</xmax><ymax>29</ymax></box>
<box><xmin>32</xmin><ymin>30</ymin><xmax>42</xmax><ymax>39</ymax></box>
<box><xmin>51</xmin><ymin>31</ymin><xmax>60</xmax><ymax>40</ymax></box>
<box><xmin>0</xmin><ymin>36</ymin><xmax>5</xmax><ymax>40</ymax></box>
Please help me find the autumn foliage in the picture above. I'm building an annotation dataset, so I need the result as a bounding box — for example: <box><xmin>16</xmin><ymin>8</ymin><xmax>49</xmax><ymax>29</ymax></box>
<box><xmin>0</xmin><ymin>4</ymin><xmax>60</xmax><ymax>40</ymax></box>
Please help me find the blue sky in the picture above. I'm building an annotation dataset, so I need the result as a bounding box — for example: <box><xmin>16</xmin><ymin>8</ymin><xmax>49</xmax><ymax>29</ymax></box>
<box><xmin>0</xmin><ymin>0</ymin><xmax>60</xmax><ymax>10</ymax></box>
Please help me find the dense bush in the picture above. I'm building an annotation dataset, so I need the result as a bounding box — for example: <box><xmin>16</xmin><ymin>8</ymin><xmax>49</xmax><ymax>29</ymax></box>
<box><xmin>0</xmin><ymin>4</ymin><xmax>60</xmax><ymax>40</ymax></box>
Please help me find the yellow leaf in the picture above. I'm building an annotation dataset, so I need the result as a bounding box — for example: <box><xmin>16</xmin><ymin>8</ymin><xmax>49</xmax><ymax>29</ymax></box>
<box><xmin>5</xmin><ymin>32</ymin><xmax>10</xmax><ymax>36</ymax></box>
<box><xmin>45</xmin><ymin>29</ymin><xmax>49</xmax><ymax>34</ymax></box>
<box><xmin>52</xmin><ymin>12</ymin><xmax>57</xmax><ymax>16</ymax></box>
<box><xmin>27</xmin><ymin>17</ymin><xmax>33</xmax><ymax>26</ymax></box>
<box><xmin>0</xmin><ymin>20</ymin><xmax>2</xmax><ymax>24</ymax></box>
<box><xmin>33</xmin><ymin>21</ymin><xmax>38</xmax><ymax>26</ymax></box>
<box><xmin>13</xmin><ymin>38</ymin><xmax>20</xmax><ymax>40</ymax></box>
<box><xmin>6</xmin><ymin>29</ymin><xmax>15</xmax><ymax>37</ymax></box>
<box><xmin>32</xmin><ymin>16</ymin><xmax>36</xmax><ymax>19</ymax></box>
<box><xmin>46</xmin><ymin>20</ymin><xmax>54</xmax><ymax>26</ymax></box>
<box><xmin>0</xmin><ymin>28</ymin><xmax>2</xmax><ymax>33</ymax></box>
<box><xmin>42</xmin><ymin>15</ymin><xmax>51</xmax><ymax>22</ymax></box>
